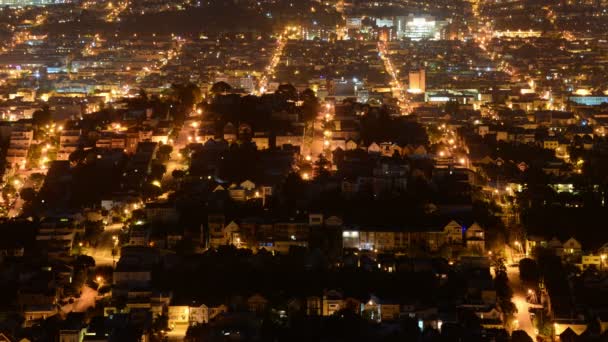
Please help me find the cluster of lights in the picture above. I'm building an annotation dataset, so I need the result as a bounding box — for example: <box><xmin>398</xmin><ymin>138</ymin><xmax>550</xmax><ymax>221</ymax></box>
<box><xmin>38</xmin><ymin>124</ymin><xmax>62</xmax><ymax>170</ymax></box>
<box><xmin>377</xmin><ymin>42</ymin><xmax>410</xmax><ymax>115</ymax></box>
<box><xmin>257</xmin><ymin>27</ymin><xmax>292</xmax><ymax>94</ymax></box>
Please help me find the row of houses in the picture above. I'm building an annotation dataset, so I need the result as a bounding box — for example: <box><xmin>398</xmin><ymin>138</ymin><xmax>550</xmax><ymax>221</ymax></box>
<box><xmin>202</xmin><ymin>214</ymin><xmax>485</xmax><ymax>255</ymax></box>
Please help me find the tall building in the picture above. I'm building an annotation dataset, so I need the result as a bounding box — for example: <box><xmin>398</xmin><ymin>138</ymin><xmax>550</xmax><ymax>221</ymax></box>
<box><xmin>408</xmin><ymin>69</ymin><xmax>426</xmax><ymax>94</ymax></box>
<box><xmin>397</xmin><ymin>15</ymin><xmax>447</xmax><ymax>41</ymax></box>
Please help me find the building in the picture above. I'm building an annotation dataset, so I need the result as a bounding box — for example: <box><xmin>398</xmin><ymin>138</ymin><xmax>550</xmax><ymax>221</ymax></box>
<box><xmin>57</xmin><ymin>130</ymin><xmax>81</xmax><ymax>161</ymax></box>
<box><xmin>408</xmin><ymin>69</ymin><xmax>426</xmax><ymax>94</ymax></box>
<box><xmin>342</xmin><ymin>220</ymin><xmax>468</xmax><ymax>253</ymax></box>
<box><xmin>5</xmin><ymin>127</ymin><xmax>33</xmax><ymax>168</ymax></box>
<box><xmin>399</xmin><ymin>15</ymin><xmax>446</xmax><ymax>41</ymax></box>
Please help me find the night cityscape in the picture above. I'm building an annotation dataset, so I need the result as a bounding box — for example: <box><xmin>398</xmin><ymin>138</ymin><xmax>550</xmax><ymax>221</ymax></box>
<box><xmin>0</xmin><ymin>0</ymin><xmax>608</xmax><ymax>341</ymax></box>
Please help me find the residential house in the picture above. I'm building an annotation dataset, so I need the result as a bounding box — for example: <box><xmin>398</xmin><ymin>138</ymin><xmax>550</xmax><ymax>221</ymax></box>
<box><xmin>342</xmin><ymin>220</ymin><xmax>467</xmax><ymax>253</ymax></box>
<box><xmin>465</xmin><ymin>223</ymin><xmax>485</xmax><ymax>253</ymax></box>
<box><xmin>5</xmin><ymin>126</ymin><xmax>33</xmax><ymax>168</ymax></box>
<box><xmin>247</xmin><ymin>294</ymin><xmax>269</xmax><ymax>314</ymax></box>
<box><xmin>57</xmin><ymin>130</ymin><xmax>82</xmax><ymax>161</ymax></box>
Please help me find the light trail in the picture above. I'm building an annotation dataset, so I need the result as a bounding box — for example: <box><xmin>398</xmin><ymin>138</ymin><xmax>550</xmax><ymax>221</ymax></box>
<box><xmin>378</xmin><ymin>41</ymin><xmax>411</xmax><ymax>115</ymax></box>
<box><xmin>256</xmin><ymin>28</ymin><xmax>288</xmax><ymax>95</ymax></box>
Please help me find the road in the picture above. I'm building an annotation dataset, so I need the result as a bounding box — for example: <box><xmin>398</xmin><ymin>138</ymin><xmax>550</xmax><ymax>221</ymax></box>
<box><xmin>166</xmin><ymin>323</ymin><xmax>188</xmax><ymax>341</ymax></box>
<box><xmin>507</xmin><ymin>266</ymin><xmax>538</xmax><ymax>339</ymax></box>
<box><xmin>87</xmin><ymin>223</ymin><xmax>122</xmax><ymax>266</ymax></box>
<box><xmin>61</xmin><ymin>285</ymin><xmax>98</xmax><ymax>314</ymax></box>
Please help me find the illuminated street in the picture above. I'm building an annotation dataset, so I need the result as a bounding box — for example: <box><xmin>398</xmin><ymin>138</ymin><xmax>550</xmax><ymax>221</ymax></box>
<box><xmin>508</xmin><ymin>266</ymin><xmax>537</xmax><ymax>339</ymax></box>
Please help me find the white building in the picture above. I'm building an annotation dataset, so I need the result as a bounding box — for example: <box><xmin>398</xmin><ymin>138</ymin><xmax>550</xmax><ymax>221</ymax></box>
<box><xmin>408</xmin><ymin>69</ymin><xmax>426</xmax><ymax>94</ymax></box>
<box><xmin>399</xmin><ymin>15</ymin><xmax>447</xmax><ymax>41</ymax></box>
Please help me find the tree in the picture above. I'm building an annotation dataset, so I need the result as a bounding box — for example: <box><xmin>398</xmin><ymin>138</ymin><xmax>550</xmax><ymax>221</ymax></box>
<box><xmin>152</xmin><ymin>314</ymin><xmax>169</xmax><ymax>335</ymax></box>
<box><xmin>493</xmin><ymin>258</ymin><xmax>517</xmax><ymax>326</ymax></box>
<box><xmin>511</xmin><ymin>330</ymin><xmax>533</xmax><ymax>342</ymax></box>
<box><xmin>172</xmin><ymin>169</ymin><xmax>186</xmax><ymax>179</ymax></box>
<box><xmin>29</xmin><ymin>173</ymin><xmax>46</xmax><ymax>188</ymax></box>
<box><xmin>518</xmin><ymin>258</ymin><xmax>539</xmax><ymax>284</ymax></box>
<box><xmin>2</xmin><ymin>184</ymin><xmax>16</xmax><ymax>201</ymax></box>
<box><xmin>313</xmin><ymin>154</ymin><xmax>331</xmax><ymax>180</ymax></box>
<box><xmin>444</xmin><ymin>100</ymin><xmax>460</xmax><ymax>115</ymax></box>
<box><xmin>276</xmin><ymin>84</ymin><xmax>298</xmax><ymax>101</ymax></box>
<box><xmin>75</xmin><ymin>255</ymin><xmax>96</xmax><ymax>268</ymax></box>
<box><xmin>19</xmin><ymin>187</ymin><xmax>36</xmax><ymax>202</ymax></box>
<box><xmin>158</xmin><ymin>144</ymin><xmax>173</xmax><ymax>156</ymax></box>
<box><xmin>138</xmin><ymin>88</ymin><xmax>148</xmax><ymax>100</ymax></box>
<box><xmin>170</xmin><ymin>83</ymin><xmax>202</xmax><ymax>115</ymax></box>
<box><xmin>210</xmin><ymin>81</ymin><xmax>232</xmax><ymax>95</ymax></box>
<box><xmin>300</xmin><ymin>88</ymin><xmax>319</xmax><ymax>122</ymax></box>
<box><xmin>32</xmin><ymin>105</ymin><xmax>51</xmax><ymax>126</ymax></box>
<box><xmin>157</xmin><ymin>144</ymin><xmax>173</xmax><ymax>162</ymax></box>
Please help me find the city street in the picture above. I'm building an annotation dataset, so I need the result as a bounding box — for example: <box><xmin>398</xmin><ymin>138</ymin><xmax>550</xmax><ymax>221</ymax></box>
<box><xmin>508</xmin><ymin>266</ymin><xmax>538</xmax><ymax>339</ymax></box>
<box><xmin>60</xmin><ymin>285</ymin><xmax>98</xmax><ymax>314</ymax></box>
<box><xmin>87</xmin><ymin>223</ymin><xmax>122</xmax><ymax>267</ymax></box>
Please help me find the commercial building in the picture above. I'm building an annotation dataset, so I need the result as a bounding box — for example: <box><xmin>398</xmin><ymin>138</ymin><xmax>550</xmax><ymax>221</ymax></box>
<box><xmin>397</xmin><ymin>15</ymin><xmax>447</xmax><ymax>41</ymax></box>
<box><xmin>408</xmin><ymin>69</ymin><xmax>426</xmax><ymax>94</ymax></box>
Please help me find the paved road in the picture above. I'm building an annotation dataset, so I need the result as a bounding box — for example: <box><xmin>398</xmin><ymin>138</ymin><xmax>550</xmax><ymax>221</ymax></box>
<box><xmin>88</xmin><ymin>224</ymin><xmax>122</xmax><ymax>266</ymax></box>
<box><xmin>61</xmin><ymin>285</ymin><xmax>98</xmax><ymax>313</ymax></box>
<box><xmin>507</xmin><ymin>266</ymin><xmax>537</xmax><ymax>339</ymax></box>
<box><xmin>166</xmin><ymin>324</ymin><xmax>188</xmax><ymax>341</ymax></box>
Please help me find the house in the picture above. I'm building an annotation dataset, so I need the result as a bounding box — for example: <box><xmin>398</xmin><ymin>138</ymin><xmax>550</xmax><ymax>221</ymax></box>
<box><xmin>367</xmin><ymin>142</ymin><xmax>381</xmax><ymax>154</ymax></box>
<box><xmin>562</xmin><ymin>237</ymin><xmax>582</xmax><ymax>257</ymax></box>
<box><xmin>465</xmin><ymin>223</ymin><xmax>485</xmax><ymax>253</ymax></box>
<box><xmin>345</xmin><ymin>139</ymin><xmax>358</xmax><ymax>150</ymax></box>
<box><xmin>342</xmin><ymin>220</ymin><xmax>468</xmax><ymax>253</ymax></box>
<box><xmin>23</xmin><ymin>305</ymin><xmax>58</xmax><ymax>327</ymax></box>
<box><xmin>209</xmin><ymin>221</ymin><xmax>240</xmax><ymax>248</ymax></box>
<box><xmin>113</xmin><ymin>263</ymin><xmax>151</xmax><ymax>288</ymax></box>
<box><xmin>548</xmin><ymin>237</ymin><xmax>565</xmax><ymax>256</ymax></box>
<box><xmin>208</xmin><ymin>304</ymin><xmax>229</xmax><ymax>320</ymax></box>
<box><xmin>59</xmin><ymin>313</ymin><xmax>86</xmax><ymax>342</ymax></box>
<box><xmin>360</xmin><ymin>296</ymin><xmax>401</xmax><ymax>322</ymax></box>
<box><xmin>57</xmin><ymin>130</ymin><xmax>81</xmax><ymax>161</ymax></box>
<box><xmin>144</xmin><ymin>202</ymin><xmax>179</xmax><ymax>224</ymax></box>
<box><xmin>578</xmin><ymin>254</ymin><xmax>603</xmax><ymax>270</ymax></box>
<box><xmin>306</xmin><ymin>296</ymin><xmax>322</xmax><ymax>316</ymax></box>
<box><xmin>168</xmin><ymin>306</ymin><xmax>190</xmax><ymax>331</ymax></box>
<box><xmin>322</xmin><ymin>290</ymin><xmax>344</xmax><ymax>316</ymax></box>
<box><xmin>5</xmin><ymin>126</ymin><xmax>33</xmax><ymax>168</ymax></box>
<box><xmin>247</xmin><ymin>294</ymin><xmax>268</xmax><ymax>314</ymax></box>
<box><xmin>188</xmin><ymin>304</ymin><xmax>210</xmax><ymax>325</ymax></box>
<box><xmin>553</xmin><ymin>317</ymin><xmax>587</xmax><ymax>336</ymax></box>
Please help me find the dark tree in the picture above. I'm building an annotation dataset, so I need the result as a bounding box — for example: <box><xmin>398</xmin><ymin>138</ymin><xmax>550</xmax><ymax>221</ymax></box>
<box><xmin>276</xmin><ymin>84</ymin><xmax>298</xmax><ymax>101</ymax></box>
<box><xmin>300</xmin><ymin>88</ymin><xmax>319</xmax><ymax>122</ymax></box>
<box><xmin>32</xmin><ymin>105</ymin><xmax>52</xmax><ymax>127</ymax></box>
<box><xmin>313</xmin><ymin>154</ymin><xmax>331</xmax><ymax>180</ymax></box>
<box><xmin>19</xmin><ymin>187</ymin><xmax>36</xmax><ymax>202</ymax></box>
<box><xmin>519</xmin><ymin>258</ymin><xmax>539</xmax><ymax>284</ymax></box>
<box><xmin>172</xmin><ymin>169</ymin><xmax>186</xmax><ymax>179</ymax></box>
<box><xmin>210</xmin><ymin>81</ymin><xmax>232</xmax><ymax>95</ymax></box>
<box><xmin>511</xmin><ymin>330</ymin><xmax>533</xmax><ymax>342</ymax></box>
